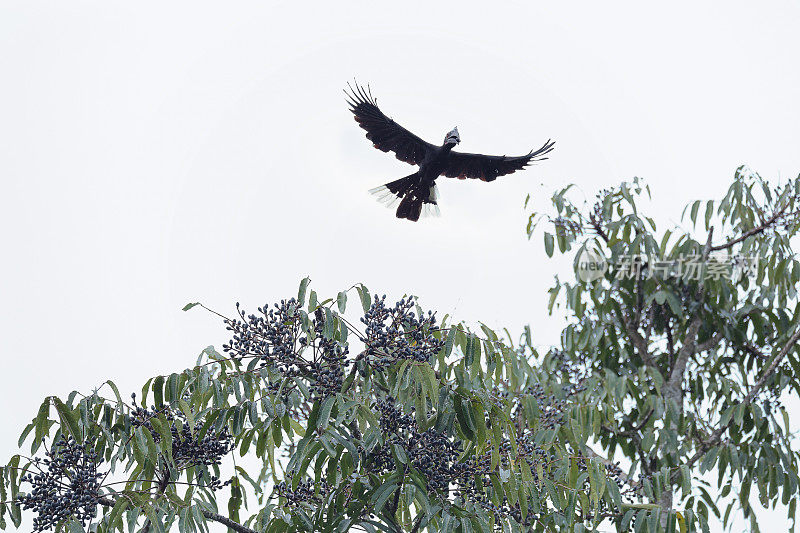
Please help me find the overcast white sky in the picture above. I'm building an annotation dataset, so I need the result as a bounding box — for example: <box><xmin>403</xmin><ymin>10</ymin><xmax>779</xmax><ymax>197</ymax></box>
<box><xmin>1</xmin><ymin>1</ymin><xmax>799</xmax><ymax>530</ymax></box>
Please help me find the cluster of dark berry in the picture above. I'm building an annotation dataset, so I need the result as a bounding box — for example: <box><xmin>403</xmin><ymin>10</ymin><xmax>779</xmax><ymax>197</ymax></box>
<box><xmin>223</xmin><ymin>299</ymin><xmax>302</xmax><ymax>372</ymax></box>
<box><xmin>510</xmin><ymin>384</ymin><xmax>570</xmax><ymax>431</ymax></box>
<box><xmin>309</xmin><ymin>360</ymin><xmax>344</xmax><ymax>398</ymax></box>
<box><xmin>761</xmin><ymin>394</ymin><xmax>784</xmax><ymax>416</ymax></box>
<box><xmin>366</xmin><ymin>444</ymin><xmax>395</xmax><ymax>474</ymax></box>
<box><xmin>454</xmin><ymin>437</ymin><xmax>579</xmax><ymax>529</ymax></box>
<box><xmin>361</xmin><ymin>295</ymin><xmax>444</xmax><ymax>370</ymax></box>
<box><xmin>408</xmin><ymin>429</ymin><xmax>463</xmax><ymax>493</ymax></box>
<box><xmin>449</xmin><ymin>457</ymin><xmax>519</xmax><ymax>524</ymax></box>
<box><xmin>369</xmin><ymin>398</ymin><xmax>467</xmax><ymax>495</ymax></box>
<box><xmin>510</xmin><ymin>437</ymin><xmax>552</xmax><ymax>478</ymax></box>
<box><xmin>603</xmin><ymin>460</ymin><xmax>638</xmax><ymax>500</ymax></box>
<box><xmin>367</xmin><ymin>398</ymin><xmax>415</xmax><ymax>473</ymax></box>
<box><xmin>506</xmin><ymin>352</ymin><xmax>592</xmax><ymax>433</ymax></box>
<box><xmin>129</xmin><ymin>399</ymin><xmax>234</xmax><ymax>471</ymax></box>
<box><xmin>224</xmin><ymin>300</ymin><xmax>352</xmax><ymax>400</ymax></box>
<box><xmin>368</xmin><ymin>432</ymin><xmax>464</xmax><ymax>495</ymax></box>
<box><xmin>566</xmin><ymin>452</ymin><xmax>640</xmax><ymax>521</ymax></box>
<box><xmin>484</xmin><ymin>499</ymin><xmax>538</xmax><ymax>529</ymax></box>
<box><xmin>275</xmin><ymin>480</ymin><xmax>328</xmax><ymax>507</ymax></box>
<box><xmin>201</xmin><ymin>475</ymin><xmax>231</xmax><ymax>492</ymax></box>
<box><xmin>730</xmin><ymin>344</ymin><xmax>785</xmax><ymax>415</ymax></box>
<box><xmin>553</xmin><ymin>216</ymin><xmax>583</xmax><ymax>237</ymax></box>
<box><xmin>366</xmin><ymin>400</ymin><xmax>592</xmax><ymax>528</ymax></box>
<box><xmin>19</xmin><ymin>437</ymin><xmax>103</xmax><ymax>532</ymax></box>
<box><xmin>376</xmin><ymin>398</ymin><xmax>414</xmax><ymax>434</ymax></box>
<box><xmin>308</xmin><ymin>308</ymin><xmax>350</xmax><ymax>399</ymax></box>
<box><xmin>549</xmin><ymin>350</ymin><xmax>589</xmax><ymax>396</ymax></box>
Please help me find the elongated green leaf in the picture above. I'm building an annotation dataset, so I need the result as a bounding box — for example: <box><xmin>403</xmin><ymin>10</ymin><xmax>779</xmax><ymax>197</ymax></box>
<box><xmin>371</xmin><ymin>482</ymin><xmax>399</xmax><ymax>513</ymax></box>
<box><xmin>298</xmin><ymin>277</ymin><xmax>311</xmax><ymax>306</ymax></box>
<box><xmin>107</xmin><ymin>497</ymin><xmax>129</xmax><ymax>532</ymax></box>
<box><xmin>545</xmin><ymin>232</ymin><xmax>555</xmax><ymax>257</ymax></box>
<box><xmin>33</xmin><ymin>398</ymin><xmax>51</xmax><ymax>451</ymax></box>
<box><xmin>317</xmin><ymin>396</ymin><xmax>336</xmax><ymax>432</ymax></box>
<box><xmin>454</xmin><ymin>396</ymin><xmax>477</xmax><ymax>441</ymax></box>
<box><xmin>52</xmin><ymin>398</ymin><xmax>81</xmax><ymax>441</ymax></box>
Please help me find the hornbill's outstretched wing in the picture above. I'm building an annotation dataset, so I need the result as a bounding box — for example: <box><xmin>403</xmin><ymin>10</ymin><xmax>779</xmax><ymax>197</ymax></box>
<box><xmin>345</xmin><ymin>82</ymin><xmax>436</xmax><ymax>166</ymax></box>
<box><xmin>442</xmin><ymin>139</ymin><xmax>556</xmax><ymax>182</ymax></box>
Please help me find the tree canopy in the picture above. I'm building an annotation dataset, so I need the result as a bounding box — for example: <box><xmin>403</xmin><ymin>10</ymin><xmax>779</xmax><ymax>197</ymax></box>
<box><xmin>2</xmin><ymin>167</ymin><xmax>800</xmax><ymax>533</ymax></box>
<box><xmin>526</xmin><ymin>167</ymin><xmax>800</xmax><ymax>531</ymax></box>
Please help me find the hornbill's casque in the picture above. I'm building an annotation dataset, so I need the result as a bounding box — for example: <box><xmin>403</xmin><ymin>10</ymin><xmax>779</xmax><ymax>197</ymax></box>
<box><xmin>346</xmin><ymin>82</ymin><xmax>555</xmax><ymax>221</ymax></box>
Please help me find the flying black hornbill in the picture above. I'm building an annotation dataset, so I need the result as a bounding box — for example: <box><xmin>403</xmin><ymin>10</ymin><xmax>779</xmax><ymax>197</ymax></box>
<box><xmin>346</xmin><ymin>82</ymin><xmax>555</xmax><ymax>221</ymax></box>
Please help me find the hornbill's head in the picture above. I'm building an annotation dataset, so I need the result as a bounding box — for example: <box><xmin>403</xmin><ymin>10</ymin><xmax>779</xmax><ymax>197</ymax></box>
<box><xmin>444</xmin><ymin>127</ymin><xmax>460</xmax><ymax>146</ymax></box>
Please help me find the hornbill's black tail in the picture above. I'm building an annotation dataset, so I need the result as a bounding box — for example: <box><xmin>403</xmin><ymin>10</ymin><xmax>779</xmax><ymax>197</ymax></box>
<box><xmin>369</xmin><ymin>173</ymin><xmax>440</xmax><ymax>222</ymax></box>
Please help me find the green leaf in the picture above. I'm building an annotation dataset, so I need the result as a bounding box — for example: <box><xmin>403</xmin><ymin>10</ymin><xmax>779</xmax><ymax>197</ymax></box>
<box><xmin>228</xmin><ymin>478</ymin><xmax>243</xmax><ymax>526</ymax></box>
<box><xmin>143</xmin><ymin>427</ymin><xmax>159</xmax><ymax>464</ymax></box>
<box><xmin>544</xmin><ymin>232</ymin><xmax>555</xmax><ymax>257</ymax></box>
<box><xmin>67</xmin><ymin>519</ymin><xmax>85</xmax><ymax>533</ymax></box>
<box><xmin>371</xmin><ymin>482</ymin><xmax>398</xmax><ymax>513</ymax></box>
<box><xmin>444</xmin><ymin>327</ymin><xmax>457</xmax><ymax>358</ymax></box>
<box><xmin>471</xmin><ymin>399</ymin><xmax>487</xmax><ymax>445</ymax></box>
<box><xmin>153</xmin><ymin>376</ymin><xmax>165</xmax><ymax>409</ymax></box>
<box><xmin>107</xmin><ymin>497</ymin><xmax>129</xmax><ymax>532</ymax></box>
<box><xmin>309</xmin><ymin>290</ymin><xmax>318</xmax><ymax>311</ymax></box>
<box><xmin>182</xmin><ymin>302</ymin><xmax>200</xmax><ymax>311</ymax></box>
<box><xmin>454</xmin><ymin>396</ymin><xmax>477</xmax><ymax>441</ymax></box>
<box><xmin>52</xmin><ymin>398</ymin><xmax>81</xmax><ymax>441</ymax></box>
<box><xmin>132</xmin><ymin>427</ymin><xmax>146</xmax><ymax>465</ymax></box>
<box><xmin>105</xmin><ymin>380</ymin><xmax>125</xmax><ymax>407</ymax></box>
<box><xmin>700</xmin><ymin>447</ymin><xmax>719</xmax><ymax>473</ymax></box>
<box><xmin>17</xmin><ymin>423</ymin><xmax>34</xmax><ymax>448</ymax></box>
<box><xmin>690</xmin><ymin>200</ymin><xmax>701</xmax><ymax>225</ymax></box>
<box><xmin>151</xmin><ymin>415</ymin><xmax>174</xmax><ymax>466</ymax></box>
<box><xmin>664</xmin><ymin>291</ymin><xmax>683</xmax><ymax>315</ymax></box>
<box><xmin>356</xmin><ymin>284</ymin><xmax>372</xmax><ymax>314</ymax></box>
<box><xmin>33</xmin><ymin>398</ymin><xmax>51</xmax><ymax>451</ymax></box>
<box><xmin>323</xmin><ymin>307</ymin><xmax>335</xmax><ymax>339</ymax></box>
<box><xmin>298</xmin><ymin>277</ymin><xmax>311</xmax><ymax>306</ymax></box>
<box><xmin>680</xmin><ymin>464</ymin><xmax>691</xmax><ymax>495</ymax></box>
<box><xmin>337</xmin><ymin>291</ymin><xmax>347</xmax><ymax>313</ymax></box>
<box><xmin>317</xmin><ymin>396</ymin><xmax>336</xmax><ymax>432</ymax></box>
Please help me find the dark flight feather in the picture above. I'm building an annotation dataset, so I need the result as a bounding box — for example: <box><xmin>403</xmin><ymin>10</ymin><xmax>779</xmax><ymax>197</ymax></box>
<box><xmin>345</xmin><ymin>82</ymin><xmax>435</xmax><ymax>167</ymax></box>
<box><xmin>443</xmin><ymin>139</ymin><xmax>556</xmax><ymax>182</ymax></box>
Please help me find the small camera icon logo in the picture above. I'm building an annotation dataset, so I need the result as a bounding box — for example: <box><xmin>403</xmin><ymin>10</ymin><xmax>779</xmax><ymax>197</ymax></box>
<box><xmin>576</xmin><ymin>247</ymin><xmax>608</xmax><ymax>282</ymax></box>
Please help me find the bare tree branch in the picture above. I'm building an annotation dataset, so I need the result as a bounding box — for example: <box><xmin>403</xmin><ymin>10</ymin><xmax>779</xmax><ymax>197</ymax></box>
<box><xmin>667</xmin><ymin>318</ymin><xmax>703</xmax><ymax>395</ymax></box>
<box><xmin>201</xmin><ymin>510</ymin><xmax>258</xmax><ymax>533</ymax></box>
<box><xmin>658</xmin><ymin>228</ymin><xmax>714</xmax><ymax>525</ymax></box>
<box><xmin>710</xmin><ymin>204</ymin><xmax>789</xmax><ymax>252</ymax></box>
<box><xmin>617</xmin><ymin>306</ymin><xmax>655</xmax><ymax>366</ymax></box>
<box><xmin>674</xmin><ymin>324</ymin><xmax>800</xmax><ymax>481</ymax></box>
<box><xmin>696</xmin><ymin>332</ymin><xmax>723</xmax><ymax>354</ymax></box>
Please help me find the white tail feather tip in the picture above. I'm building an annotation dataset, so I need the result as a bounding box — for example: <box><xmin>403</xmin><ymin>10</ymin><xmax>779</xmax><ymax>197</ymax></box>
<box><xmin>422</xmin><ymin>203</ymin><xmax>441</xmax><ymax>218</ymax></box>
